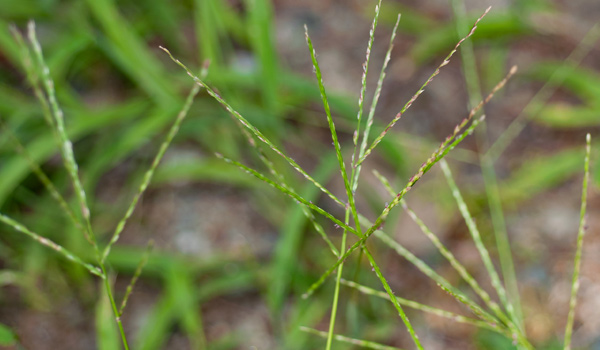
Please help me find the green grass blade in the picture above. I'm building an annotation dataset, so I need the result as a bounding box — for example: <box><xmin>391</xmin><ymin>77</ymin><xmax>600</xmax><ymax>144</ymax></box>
<box><xmin>160</xmin><ymin>46</ymin><xmax>345</xmax><ymax>208</ymax></box>
<box><xmin>101</xmin><ymin>75</ymin><xmax>204</xmax><ymax>263</ymax></box>
<box><xmin>84</xmin><ymin>0</ymin><xmax>178</xmax><ymax>106</ymax></box>
<box><xmin>357</xmin><ymin>7</ymin><xmax>491</xmax><ymax>166</ymax></box>
<box><xmin>563</xmin><ymin>133</ymin><xmax>591</xmax><ymax>350</ymax></box>
<box><xmin>300</xmin><ymin>326</ymin><xmax>404</xmax><ymax>350</ymax></box>
<box><xmin>0</xmin><ymin>213</ymin><xmax>103</xmax><ymax>277</ymax></box>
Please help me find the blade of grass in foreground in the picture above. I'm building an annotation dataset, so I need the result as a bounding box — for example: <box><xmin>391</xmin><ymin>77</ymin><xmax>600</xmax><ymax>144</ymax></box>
<box><xmin>563</xmin><ymin>133</ymin><xmax>591</xmax><ymax>350</ymax></box>
<box><xmin>357</xmin><ymin>6</ymin><xmax>491</xmax><ymax>166</ymax></box>
<box><xmin>160</xmin><ymin>46</ymin><xmax>345</xmax><ymax>208</ymax></box>
<box><xmin>300</xmin><ymin>326</ymin><xmax>403</xmax><ymax>350</ymax></box>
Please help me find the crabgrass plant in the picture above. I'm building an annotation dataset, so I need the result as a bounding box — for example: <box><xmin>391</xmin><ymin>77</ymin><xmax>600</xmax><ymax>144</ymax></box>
<box><xmin>3</xmin><ymin>2</ymin><xmax>592</xmax><ymax>349</ymax></box>
<box><xmin>162</xmin><ymin>2</ymin><xmax>592</xmax><ymax>349</ymax></box>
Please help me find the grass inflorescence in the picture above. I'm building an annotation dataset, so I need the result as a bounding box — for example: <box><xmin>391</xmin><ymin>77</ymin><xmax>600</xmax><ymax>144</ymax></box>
<box><xmin>2</xmin><ymin>1</ymin><xmax>595</xmax><ymax>349</ymax></box>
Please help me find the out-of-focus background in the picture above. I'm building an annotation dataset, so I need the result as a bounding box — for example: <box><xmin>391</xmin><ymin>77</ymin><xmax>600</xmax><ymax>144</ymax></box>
<box><xmin>0</xmin><ymin>0</ymin><xmax>599</xmax><ymax>349</ymax></box>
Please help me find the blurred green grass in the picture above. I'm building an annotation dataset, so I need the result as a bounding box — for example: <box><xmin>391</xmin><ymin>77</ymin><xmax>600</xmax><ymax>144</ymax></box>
<box><xmin>0</xmin><ymin>0</ymin><xmax>598</xmax><ymax>349</ymax></box>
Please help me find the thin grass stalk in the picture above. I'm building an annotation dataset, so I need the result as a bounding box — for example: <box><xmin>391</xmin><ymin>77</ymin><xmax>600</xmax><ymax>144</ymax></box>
<box><xmin>100</xmin><ymin>265</ymin><xmax>130</xmax><ymax>350</ymax></box>
<box><xmin>304</xmin><ymin>27</ymin><xmax>361</xmax><ymax>236</ymax></box>
<box><xmin>303</xmin><ymin>114</ymin><xmax>486</xmax><ymax>300</ymax></box>
<box><xmin>351</xmin><ymin>0</ymin><xmax>382</xmax><ymax>168</ymax></box>
<box><xmin>0</xmin><ymin>213</ymin><xmax>103</xmax><ymax>277</ymax></box>
<box><xmin>353</xmin><ymin>13</ymin><xmax>401</xmax><ymax>188</ymax></box>
<box><xmin>439</xmin><ymin>160</ymin><xmax>516</xmax><ymax>322</ymax></box>
<box><xmin>101</xmin><ymin>69</ymin><xmax>205</xmax><ymax>263</ymax></box>
<box><xmin>300</xmin><ymin>326</ymin><xmax>403</xmax><ymax>350</ymax></box>
<box><xmin>372</xmin><ymin>170</ymin><xmax>509</xmax><ymax>322</ymax></box>
<box><xmin>451</xmin><ymin>0</ymin><xmax>523</xmax><ymax>329</ymax></box>
<box><xmin>362</xmin><ymin>248</ymin><xmax>423</xmax><ymax>349</ymax></box>
<box><xmin>487</xmin><ymin>23</ymin><xmax>600</xmax><ymax>161</ymax></box>
<box><xmin>27</xmin><ymin>22</ymin><xmax>95</xmax><ymax>246</ymax></box>
<box><xmin>309</xmin><ymin>1</ymin><xmax>384</xmax><ymax>343</ymax></box>
<box><xmin>326</xmin><ymin>210</ymin><xmax>347</xmax><ymax>350</ymax></box>
<box><xmin>340</xmin><ymin>279</ymin><xmax>506</xmax><ymax>334</ymax></box>
<box><xmin>0</xmin><ymin>121</ymin><xmax>86</xmax><ymax>234</ymax></box>
<box><xmin>160</xmin><ymin>47</ymin><xmax>345</xmax><ymax>208</ymax></box>
<box><xmin>357</xmin><ymin>6</ymin><xmax>491</xmax><ymax>166</ymax></box>
<box><xmin>563</xmin><ymin>133</ymin><xmax>591</xmax><ymax>350</ymax></box>
<box><xmin>119</xmin><ymin>240</ymin><xmax>154</xmax><ymax>316</ymax></box>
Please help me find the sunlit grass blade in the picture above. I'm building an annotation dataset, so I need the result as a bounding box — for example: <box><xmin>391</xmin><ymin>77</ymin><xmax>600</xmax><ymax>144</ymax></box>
<box><xmin>160</xmin><ymin>46</ymin><xmax>345</xmax><ymax>208</ymax></box>
<box><xmin>563</xmin><ymin>133</ymin><xmax>591</xmax><ymax>350</ymax></box>
<box><xmin>303</xmin><ymin>113</ymin><xmax>487</xmax><ymax>300</ymax></box>
<box><xmin>487</xmin><ymin>23</ymin><xmax>600</xmax><ymax>161</ymax></box>
<box><xmin>300</xmin><ymin>326</ymin><xmax>403</xmax><ymax>350</ymax></box>
<box><xmin>101</xmin><ymin>70</ymin><xmax>205</xmax><ymax>263</ymax></box>
<box><xmin>340</xmin><ymin>279</ymin><xmax>505</xmax><ymax>334</ymax></box>
<box><xmin>357</xmin><ymin>6</ymin><xmax>491</xmax><ymax>166</ymax></box>
<box><xmin>119</xmin><ymin>239</ymin><xmax>154</xmax><ymax>316</ymax></box>
<box><xmin>215</xmin><ymin>154</ymin><xmax>358</xmax><ymax>236</ymax></box>
<box><xmin>26</xmin><ymin>21</ymin><xmax>95</xmax><ymax>245</ymax></box>
<box><xmin>0</xmin><ymin>213</ymin><xmax>103</xmax><ymax>278</ymax></box>
<box><xmin>440</xmin><ymin>160</ymin><xmax>513</xmax><ymax>319</ymax></box>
